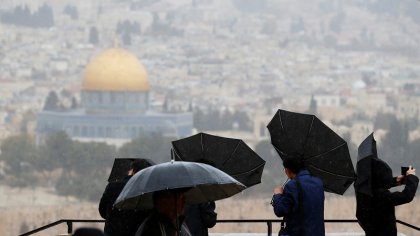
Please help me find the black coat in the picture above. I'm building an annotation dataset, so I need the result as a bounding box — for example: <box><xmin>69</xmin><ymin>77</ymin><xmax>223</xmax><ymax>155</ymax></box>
<box><xmin>99</xmin><ymin>176</ymin><xmax>150</xmax><ymax>236</ymax></box>
<box><xmin>356</xmin><ymin>159</ymin><xmax>419</xmax><ymax>236</ymax></box>
<box><xmin>135</xmin><ymin>211</ymin><xmax>192</xmax><ymax>236</ymax></box>
<box><xmin>184</xmin><ymin>202</ymin><xmax>217</xmax><ymax>236</ymax></box>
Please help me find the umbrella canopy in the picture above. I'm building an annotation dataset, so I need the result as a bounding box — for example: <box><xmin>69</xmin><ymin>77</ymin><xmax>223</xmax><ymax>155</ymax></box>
<box><xmin>107</xmin><ymin>158</ymin><xmax>155</xmax><ymax>182</ymax></box>
<box><xmin>114</xmin><ymin>161</ymin><xmax>246</xmax><ymax>210</ymax></box>
<box><xmin>354</xmin><ymin>133</ymin><xmax>377</xmax><ymax>196</ymax></box>
<box><xmin>171</xmin><ymin>132</ymin><xmax>266</xmax><ymax>187</ymax></box>
<box><xmin>267</xmin><ymin>109</ymin><xmax>356</xmax><ymax>195</ymax></box>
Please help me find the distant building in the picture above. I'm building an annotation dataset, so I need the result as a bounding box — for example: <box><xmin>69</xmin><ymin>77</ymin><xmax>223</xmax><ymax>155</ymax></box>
<box><xmin>37</xmin><ymin>48</ymin><xmax>193</xmax><ymax>146</ymax></box>
<box><xmin>313</xmin><ymin>94</ymin><xmax>341</xmax><ymax>107</ymax></box>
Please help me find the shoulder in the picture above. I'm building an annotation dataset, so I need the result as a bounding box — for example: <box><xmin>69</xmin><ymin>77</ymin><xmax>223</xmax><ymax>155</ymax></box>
<box><xmin>284</xmin><ymin>179</ymin><xmax>298</xmax><ymax>192</ymax></box>
<box><xmin>108</xmin><ymin>180</ymin><xmax>127</xmax><ymax>191</ymax></box>
<box><xmin>299</xmin><ymin>170</ymin><xmax>323</xmax><ymax>184</ymax></box>
<box><xmin>406</xmin><ymin>175</ymin><xmax>419</xmax><ymax>183</ymax></box>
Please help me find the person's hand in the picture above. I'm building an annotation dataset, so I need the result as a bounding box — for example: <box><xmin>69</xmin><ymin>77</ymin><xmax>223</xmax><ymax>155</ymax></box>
<box><xmin>274</xmin><ymin>186</ymin><xmax>284</xmax><ymax>195</ymax></box>
<box><xmin>395</xmin><ymin>175</ymin><xmax>404</xmax><ymax>185</ymax></box>
<box><xmin>407</xmin><ymin>166</ymin><xmax>416</xmax><ymax>176</ymax></box>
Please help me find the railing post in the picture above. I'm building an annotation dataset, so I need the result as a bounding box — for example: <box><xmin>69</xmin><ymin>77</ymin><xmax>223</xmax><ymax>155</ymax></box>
<box><xmin>67</xmin><ymin>221</ymin><xmax>73</xmax><ymax>234</ymax></box>
<box><xmin>267</xmin><ymin>220</ymin><xmax>272</xmax><ymax>236</ymax></box>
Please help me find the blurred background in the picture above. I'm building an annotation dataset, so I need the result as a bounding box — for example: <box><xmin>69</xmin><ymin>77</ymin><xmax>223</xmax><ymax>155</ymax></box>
<box><xmin>0</xmin><ymin>0</ymin><xmax>419</xmax><ymax>235</ymax></box>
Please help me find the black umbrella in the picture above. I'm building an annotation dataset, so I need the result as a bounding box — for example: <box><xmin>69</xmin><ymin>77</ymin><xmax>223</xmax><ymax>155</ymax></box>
<box><xmin>114</xmin><ymin>161</ymin><xmax>246</xmax><ymax>210</ymax></box>
<box><xmin>171</xmin><ymin>132</ymin><xmax>266</xmax><ymax>188</ymax></box>
<box><xmin>354</xmin><ymin>132</ymin><xmax>377</xmax><ymax>196</ymax></box>
<box><xmin>107</xmin><ymin>158</ymin><xmax>155</xmax><ymax>182</ymax></box>
<box><xmin>355</xmin><ymin>133</ymin><xmax>391</xmax><ymax>232</ymax></box>
<box><xmin>267</xmin><ymin>109</ymin><xmax>356</xmax><ymax>195</ymax></box>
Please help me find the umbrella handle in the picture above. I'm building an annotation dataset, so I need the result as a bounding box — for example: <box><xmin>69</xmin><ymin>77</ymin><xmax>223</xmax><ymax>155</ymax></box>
<box><xmin>270</xmin><ymin>179</ymin><xmax>290</xmax><ymax>205</ymax></box>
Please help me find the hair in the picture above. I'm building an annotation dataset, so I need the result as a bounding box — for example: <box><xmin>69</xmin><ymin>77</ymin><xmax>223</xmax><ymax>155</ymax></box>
<box><xmin>130</xmin><ymin>159</ymin><xmax>155</xmax><ymax>173</ymax></box>
<box><xmin>282</xmin><ymin>156</ymin><xmax>304</xmax><ymax>174</ymax></box>
<box><xmin>371</xmin><ymin>158</ymin><xmax>393</xmax><ymax>189</ymax></box>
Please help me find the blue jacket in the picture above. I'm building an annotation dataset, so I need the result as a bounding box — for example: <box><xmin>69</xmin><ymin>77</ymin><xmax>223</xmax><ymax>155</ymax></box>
<box><xmin>272</xmin><ymin>170</ymin><xmax>325</xmax><ymax>236</ymax></box>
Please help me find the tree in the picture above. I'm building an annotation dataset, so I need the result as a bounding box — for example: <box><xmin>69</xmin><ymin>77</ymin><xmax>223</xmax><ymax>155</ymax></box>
<box><xmin>36</xmin><ymin>3</ymin><xmax>54</xmax><ymax>28</ymax></box>
<box><xmin>374</xmin><ymin>112</ymin><xmax>397</xmax><ymax>130</ymax></box>
<box><xmin>43</xmin><ymin>91</ymin><xmax>60</xmax><ymax>111</ymax></box>
<box><xmin>341</xmin><ymin>132</ymin><xmax>357</xmax><ymax>165</ymax></box>
<box><xmin>20</xmin><ymin>110</ymin><xmax>36</xmax><ymax>133</ymax></box>
<box><xmin>406</xmin><ymin>138</ymin><xmax>420</xmax><ymax>173</ymax></box>
<box><xmin>63</xmin><ymin>5</ymin><xmax>78</xmax><ymax>20</ymax></box>
<box><xmin>42</xmin><ymin>131</ymin><xmax>74</xmax><ymax>170</ymax></box>
<box><xmin>89</xmin><ymin>26</ymin><xmax>99</xmax><ymax>45</ymax></box>
<box><xmin>55</xmin><ymin>141</ymin><xmax>115</xmax><ymax>200</ymax></box>
<box><xmin>19</xmin><ymin>222</ymin><xmax>29</xmax><ymax>234</ymax></box>
<box><xmin>162</xmin><ymin>96</ymin><xmax>169</xmax><ymax>112</ymax></box>
<box><xmin>380</xmin><ymin>119</ymin><xmax>409</xmax><ymax>173</ymax></box>
<box><xmin>290</xmin><ymin>17</ymin><xmax>305</xmax><ymax>33</ymax></box>
<box><xmin>118</xmin><ymin>133</ymin><xmax>175</xmax><ymax>164</ymax></box>
<box><xmin>308</xmin><ymin>95</ymin><xmax>317</xmax><ymax>115</ymax></box>
<box><xmin>329</xmin><ymin>11</ymin><xmax>345</xmax><ymax>34</ymax></box>
<box><xmin>71</xmin><ymin>97</ymin><xmax>78</xmax><ymax>109</ymax></box>
<box><xmin>251</xmin><ymin>139</ymin><xmax>284</xmax><ymax>196</ymax></box>
<box><xmin>193</xmin><ymin>107</ymin><xmax>205</xmax><ymax>130</ymax></box>
<box><xmin>233</xmin><ymin>0</ymin><xmax>266</xmax><ymax>13</ymax></box>
<box><xmin>122</xmin><ymin>31</ymin><xmax>131</xmax><ymax>46</ymax></box>
<box><xmin>232</xmin><ymin>110</ymin><xmax>252</xmax><ymax>131</ymax></box>
<box><xmin>0</xmin><ymin>135</ymin><xmax>38</xmax><ymax>187</ymax></box>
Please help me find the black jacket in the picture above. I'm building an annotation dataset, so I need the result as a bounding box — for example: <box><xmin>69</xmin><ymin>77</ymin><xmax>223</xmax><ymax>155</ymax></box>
<box><xmin>99</xmin><ymin>176</ymin><xmax>150</xmax><ymax>236</ymax></box>
<box><xmin>184</xmin><ymin>202</ymin><xmax>217</xmax><ymax>236</ymax></box>
<box><xmin>135</xmin><ymin>211</ymin><xmax>192</xmax><ymax>236</ymax></box>
<box><xmin>357</xmin><ymin>159</ymin><xmax>419</xmax><ymax>236</ymax></box>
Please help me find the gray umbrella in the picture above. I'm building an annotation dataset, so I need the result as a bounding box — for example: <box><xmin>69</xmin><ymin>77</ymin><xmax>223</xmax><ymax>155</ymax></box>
<box><xmin>114</xmin><ymin>161</ymin><xmax>246</xmax><ymax>210</ymax></box>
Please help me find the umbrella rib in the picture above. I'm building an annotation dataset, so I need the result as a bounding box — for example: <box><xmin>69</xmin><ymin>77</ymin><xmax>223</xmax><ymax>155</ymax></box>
<box><xmin>200</xmin><ymin>133</ymin><xmax>206</xmax><ymax>162</ymax></box>
<box><xmin>230</xmin><ymin>162</ymin><xmax>265</xmax><ymax>177</ymax></box>
<box><xmin>172</xmin><ymin>148</ymin><xmax>184</xmax><ymax>161</ymax></box>
<box><xmin>307</xmin><ymin>163</ymin><xmax>355</xmax><ymax>179</ymax></box>
<box><xmin>302</xmin><ymin>116</ymin><xmax>315</xmax><ymax>152</ymax></box>
<box><xmin>305</xmin><ymin>142</ymin><xmax>347</xmax><ymax>160</ymax></box>
<box><xmin>222</xmin><ymin>141</ymin><xmax>241</xmax><ymax>165</ymax></box>
<box><xmin>278</xmin><ymin>110</ymin><xmax>284</xmax><ymax>130</ymax></box>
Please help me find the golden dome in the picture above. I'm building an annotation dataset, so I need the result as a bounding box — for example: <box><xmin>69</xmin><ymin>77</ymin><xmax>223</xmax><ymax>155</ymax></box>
<box><xmin>82</xmin><ymin>48</ymin><xmax>150</xmax><ymax>91</ymax></box>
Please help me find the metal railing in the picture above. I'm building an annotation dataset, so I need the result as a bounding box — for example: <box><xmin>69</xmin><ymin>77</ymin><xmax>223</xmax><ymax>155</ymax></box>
<box><xmin>20</xmin><ymin>219</ymin><xmax>420</xmax><ymax>236</ymax></box>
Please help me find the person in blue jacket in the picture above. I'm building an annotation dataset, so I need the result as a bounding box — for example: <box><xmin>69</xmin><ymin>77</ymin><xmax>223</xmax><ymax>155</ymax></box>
<box><xmin>271</xmin><ymin>157</ymin><xmax>325</xmax><ymax>236</ymax></box>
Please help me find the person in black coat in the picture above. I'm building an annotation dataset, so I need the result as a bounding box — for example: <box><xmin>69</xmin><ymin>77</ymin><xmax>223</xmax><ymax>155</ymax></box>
<box><xmin>135</xmin><ymin>189</ymin><xmax>192</xmax><ymax>236</ymax></box>
<box><xmin>360</xmin><ymin>159</ymin><xmax>418</xmax><ymax>236</ymax></box>
<box><xmin>184</xmin><ymin>202</ymin><xmax>217</xmax><ymax>236</ymax></box>
<box><xmin>99</xmin><ymin>160</ymin><xmax>153</xmax><ymax>236</ymax></box>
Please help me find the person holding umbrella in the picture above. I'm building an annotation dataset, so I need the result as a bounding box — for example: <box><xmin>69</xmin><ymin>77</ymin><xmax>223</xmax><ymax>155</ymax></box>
<box><xmin>271</xmin><ymin>156</ymin><xmax>325</xmax><ymax>236</ymax></box>
<box><xmin>183</xmin><ymin>201</ymin><xmax>217</xmax><ymax>236</ymax></box>
<box><xmin>114</xmin><ymin>161</ymin><xmax>246</xmax><ymax>236</ymax></box>
<box><xmin>355</xmin><ymin>133</ymin><xmax>419</xmax><ymax>236</ymax></box>
<box><xmin>99</xmin><ymin>159</ymin><xmax>154</xmax><ymax>236</ymax></box>
<box><xmin>172</xmin><ymin>133</ymin><xmax>266</xmax><ymax>236</ymax></box>
<box><xmin>135</xmin><ymin>189</ymin><xmax>192</xmax><ymax>236</ymax></box>
<box><xmin>267</xmin><ymin>109</ymin><xmax>357</xmax><ymax>236</ymax></box>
